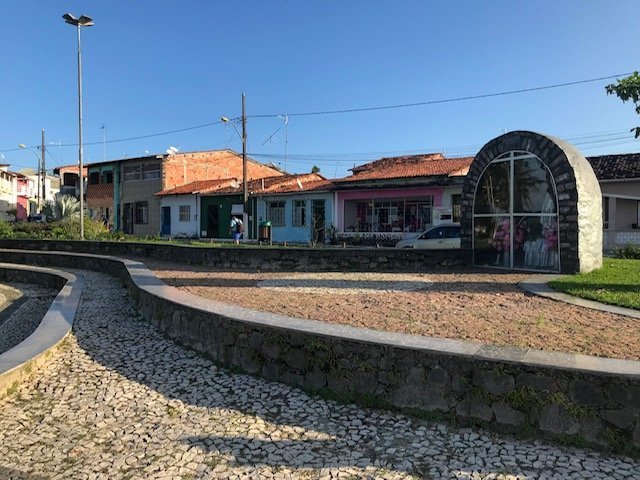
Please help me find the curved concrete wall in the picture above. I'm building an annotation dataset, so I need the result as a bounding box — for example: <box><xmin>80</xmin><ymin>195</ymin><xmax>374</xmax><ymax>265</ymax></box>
<box><xmin>0</xmin><ymin>264</ymin><xmax>83</xmax><ymax>401</ymax></box>
<box><xmin>1</xmin><ymin>248</ymin><xmax>638</xmax><ymax>453</ymax></box>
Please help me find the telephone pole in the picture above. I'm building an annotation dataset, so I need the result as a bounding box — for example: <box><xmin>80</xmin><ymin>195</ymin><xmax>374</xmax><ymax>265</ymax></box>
<box><xmin>241</xmin><ymin>93</ymin><xmax>247</xmax><ymax>227</ymax></box>
<box><xmin>41</xmin><ymin>129</ymin><xmax>46</xmax><ymax>210</ymax></box>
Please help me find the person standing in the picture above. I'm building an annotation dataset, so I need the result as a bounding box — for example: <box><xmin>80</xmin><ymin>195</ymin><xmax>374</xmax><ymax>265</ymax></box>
<box><xmin>230</xmin><ymin>215</ymin><xmax>244</xmax><ymax>245</ymax></box>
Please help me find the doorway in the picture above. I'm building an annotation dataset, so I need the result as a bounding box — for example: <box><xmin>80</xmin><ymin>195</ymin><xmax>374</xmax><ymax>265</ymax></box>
<box><xmin>161</xmin><ymin>206</ymin><xmax>171</xmax><ymax>235</ymax></box>
<box><xmin>207</xmin><ymin>205</ymin><xmax>219</xmax><ymax>238</ymax></box>
<box><xmin>311</xmin><ymin>199</ymin><xmax>326</xmax><ymax>244</ymax></box>
<box><xmin>123</xmin><ymin>203</ymin><xmax>134</xmax><ymax>234</ymax></box>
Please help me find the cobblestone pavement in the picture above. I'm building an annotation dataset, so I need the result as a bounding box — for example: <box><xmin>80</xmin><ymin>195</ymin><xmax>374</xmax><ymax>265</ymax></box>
<box><xmin>0</xmin><ymin>283</ymin><xmax>56</xmax><ymax>355</ymax></box>
<box><xmin>0</xmin><ymin>270</ymin><xmax>638</xmax><ymax>480</ymax></box>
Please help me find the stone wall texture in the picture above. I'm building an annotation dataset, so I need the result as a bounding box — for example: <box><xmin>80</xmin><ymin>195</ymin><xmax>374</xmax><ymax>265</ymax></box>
<box><xmin>461</xmin><ymin>131</ymin><xmax>602</xmax><ymax>274</ymax></box>
<box><xmin>0</xmin><ymin>239</ymin><xmax>470</xmax><ymax>273</ymax></box>
<box><xmin>1</xmin><ymin>249</ymin><xmax>638</xmax><ymax>454</ymax></box>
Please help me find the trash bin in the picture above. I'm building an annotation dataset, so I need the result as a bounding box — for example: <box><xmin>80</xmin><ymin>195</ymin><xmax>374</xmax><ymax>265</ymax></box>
<box><xmin>258</xmin><ymin>221</ymin><xmax>272</xmax><ymax>243</ymax></box>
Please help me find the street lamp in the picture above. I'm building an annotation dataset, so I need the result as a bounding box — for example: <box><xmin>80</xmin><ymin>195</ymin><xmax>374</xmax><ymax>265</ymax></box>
<box><xmin>221</xmin><ymin>93</ymin><xmax>248</xmax><ymax>230</ymax></box>
<box><xmin>62</xmin><ymin>12</ymin><xmax>93</xmax><ymax>240</ymax></box>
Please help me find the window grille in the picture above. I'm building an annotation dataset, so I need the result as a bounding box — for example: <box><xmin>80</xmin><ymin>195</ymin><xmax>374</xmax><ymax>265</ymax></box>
<box><xmin>292</xmin><ymin>200</ymin><xmax>306</xmax><ymax>226</ymax></box>
<box><xmin>179</xmin><ymin>205</ymin><xmax>190</xmax><ymax>222</ymax></box>
<box><xmin>124</xmin><ymin>165</ymin><xmax>141</xmax><ymax>182</ymax></box>
<box><xmin>267</xmin><ymin>201</ymin><xmax>285</xmax><ymax>226</ymax></box>
<box><xmin>134</xmin><ymin>201</ymin><xmax>148</xmax><ymax>224</ymax></box>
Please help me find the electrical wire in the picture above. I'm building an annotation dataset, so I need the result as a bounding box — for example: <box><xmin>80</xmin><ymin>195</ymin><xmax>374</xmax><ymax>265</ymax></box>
<box><xmin>248</xmin><ymin>72</ymin><xmax>635</xmax><ymax>119</ymax></box>
<box><xmin>1</xmin><ymin>71</ymin><xmax>633</xmax><ymax>152</ymax></box>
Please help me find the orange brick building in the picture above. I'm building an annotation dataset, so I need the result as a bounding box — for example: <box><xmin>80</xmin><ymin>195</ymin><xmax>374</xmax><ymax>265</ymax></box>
<box><xmin>82</xmin><ymin>149</ymin><xmax>283</xmax><ymax>235</ymax></box>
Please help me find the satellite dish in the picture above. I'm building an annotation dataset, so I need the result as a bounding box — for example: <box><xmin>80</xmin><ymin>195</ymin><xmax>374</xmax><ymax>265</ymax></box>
<box><xmin>229</xmin><ymin>179</ymin><xmax>240</xmax><ymax>189</ymax></box>
<box><xmin>166</xmin><ymin>145</ymin><xmax>180</xmax><ymax>155</ymax></box>
<box><xmin>296</xmin><ymin>178</ymin><xmax>303</xmax><ymax>190</ymax></box>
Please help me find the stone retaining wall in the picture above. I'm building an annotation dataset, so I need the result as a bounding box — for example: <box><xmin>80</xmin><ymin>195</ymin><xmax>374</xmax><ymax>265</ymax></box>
<box><xmin>0</xmin><ymin>264</ymin><xmax>82</xmax><ymax>401</ymax></box>
<box><xmin>0</xmin><ymin>239</ymin><xmax>469</xmax><ymax>272</ymax></box>
<box><xmin>1</xmin><ymin>249</ymin><xmax>639</xmax><ymax>454</ymax></box>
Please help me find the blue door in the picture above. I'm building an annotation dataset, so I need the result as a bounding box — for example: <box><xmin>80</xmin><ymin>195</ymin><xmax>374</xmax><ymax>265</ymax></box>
<box><xmin>161</xmin><ymin>206</ymin><xmax>171</xmax><ymax>235</ymax></box>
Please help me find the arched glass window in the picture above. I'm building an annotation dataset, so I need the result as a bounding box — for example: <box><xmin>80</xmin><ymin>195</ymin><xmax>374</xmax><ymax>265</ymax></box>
<box><xmin>473</xmin><ymin>151</ymin><xmax>559</xmax><ymax>271</ymax></box>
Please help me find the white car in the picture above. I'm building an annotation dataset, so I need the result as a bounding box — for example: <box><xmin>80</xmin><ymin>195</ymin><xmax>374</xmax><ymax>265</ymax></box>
<box><xmin>395</xmin><ymin>224</ymin><xmax>461</xmax><ymax>249</ymax></box>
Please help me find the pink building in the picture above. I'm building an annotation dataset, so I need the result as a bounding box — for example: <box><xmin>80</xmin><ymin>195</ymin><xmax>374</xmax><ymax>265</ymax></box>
<box><xmin>332</xmin><ymin>153</ymin><xmax>472</xmax><ymax>245</ymax></box>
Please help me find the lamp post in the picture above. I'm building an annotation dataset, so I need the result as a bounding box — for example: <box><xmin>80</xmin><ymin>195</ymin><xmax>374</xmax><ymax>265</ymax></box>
<box><xmin>63</xmin><ymin>12</ymin><xmax>93</xmax><ymax>240</ymax></box>
<box><xmin>221</xmin><ymin>93</ymin><xmax>248</xmax><ymax>230</ymax></box>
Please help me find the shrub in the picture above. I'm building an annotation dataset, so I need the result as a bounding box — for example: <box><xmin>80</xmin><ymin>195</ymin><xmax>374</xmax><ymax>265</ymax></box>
<box><xmin>0</xmin><ymin>220</ymin><xmax>13</xmax><ymax>238</ymax></box>
<box><xmin>11</xmin><ymin>222</ymin><xmax>54</xmax><ymax>239</ymax></box>
<box><xmin>616</xmin><ymin>244</ymin><xmax>640</xmax><ymax>259</ymax></box>
<box><xmin>50</xmin><ymin>217</ymin><xmax>111</xmax><ymax>240</ymax></box>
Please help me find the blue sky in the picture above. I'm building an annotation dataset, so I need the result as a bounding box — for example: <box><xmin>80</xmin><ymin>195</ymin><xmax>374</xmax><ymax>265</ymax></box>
<box><xmin>1</xmin><ymin>0</ymin><xmax>639</xmax><ymax>178</ymax></box>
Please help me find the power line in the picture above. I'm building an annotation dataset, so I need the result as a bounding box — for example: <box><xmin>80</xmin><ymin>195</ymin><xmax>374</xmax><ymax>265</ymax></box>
<box><xmin>1</xmin><ymin>71</ymin><xmax>633</xmax><ymax>153</ymax></box>
<box><xmin>249</xmin><ymin>72</ymin><xmax>635</xmax><ymax>119</ymax></box>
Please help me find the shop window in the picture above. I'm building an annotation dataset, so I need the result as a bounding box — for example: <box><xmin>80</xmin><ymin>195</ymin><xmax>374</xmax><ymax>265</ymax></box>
<box><xmin>343</xmin><ymin>197</ymin><xmax>433</xmax><ymax>233</ymax></box>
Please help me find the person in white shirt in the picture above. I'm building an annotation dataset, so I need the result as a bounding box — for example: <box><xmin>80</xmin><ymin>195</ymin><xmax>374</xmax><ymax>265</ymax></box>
<box><xmin>230</xmin><ymin>215</ymin><xmax>244</xmax><ymax>245</ymax></box>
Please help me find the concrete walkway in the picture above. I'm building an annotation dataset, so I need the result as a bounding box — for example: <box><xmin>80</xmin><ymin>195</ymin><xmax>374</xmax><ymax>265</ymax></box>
<box><xmin>0</xmin><ymin>269</ymin><xmax>638</xmax><ymax>479</ymax></box>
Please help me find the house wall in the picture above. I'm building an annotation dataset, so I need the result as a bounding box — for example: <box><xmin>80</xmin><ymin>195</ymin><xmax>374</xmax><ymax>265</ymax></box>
<box><xmin>606</xmin><ymin>197</ymin><xmax>639</xmax><ymax>230</ymax></box>
<box><xmin>162</xmin><ymin>151</ymin><xmax>283</xmax><ymax>190</ymax></box>
<box><xmin>256</xmin><ymin>193</ymin><xmax>334</xmax><ymax>243</ymax></box>
<box><xmin>16</xmin><ymin>196</ymin><xmax>29</xmax><ymax>220</ymax></box>
<box><xmin>335</xmin><ymin>187</ymin><xmax>448</xmax><ymax>232</ymax></box>
<box><xmin>199</xmin><ymin>195</ymin><xmax>242</xmax><ymax>239</ymax></box>
<box><xmin>0</xmin><ymin>171</ymin><xmax>17</xmax><ymax>221</ymax></box>
<box><xmin>600</xmin><ymin>179</ymin><xmax>640</xmax><ymax>198</ymax></box>
<box><xmin>86</xmin><ymin>165</ymin><xmax>115</xmax><ymax>226</ymax></box>
<box><xmin>159</xmin><ymin>195</ymin><xmax>199</xmax><ymax>238</ymax></box>
<box><xmin>601</xmin><ymin>180</ymin><xmax>640</xmax><ymax>231</ymax></box>
<box><xmin>120</xmin><ymin>160</ymin><xmax>163</xmax><ymax>236</ymax></box>
<box><xmin>117</xmin><ymin>152</ymin><xmax>282</xmax><ymax>237</ymax></box>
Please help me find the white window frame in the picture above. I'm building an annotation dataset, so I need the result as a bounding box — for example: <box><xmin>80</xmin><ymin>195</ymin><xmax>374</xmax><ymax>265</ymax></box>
<box><xmin>267</xmin><ymin>201</ymin><xmax>286</xmax><ymax>227</ymax></box>
<box><xmin>292</xmin><ymin>200</ymin><xmax>306</xmax><ymax>227</ymax></box>
<box><xmin>179</xmin><ymin>205</ymin><xmax>191</xmax><ymax>222</ymax></box>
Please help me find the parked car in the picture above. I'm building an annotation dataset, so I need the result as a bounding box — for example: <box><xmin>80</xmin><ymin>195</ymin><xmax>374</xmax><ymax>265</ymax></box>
<box><xmin>394</xmin><ymin>224</ymin><xmax>461</xmax><ymax>249</ymax></box>
<box><xmin>28</xmin><ymin>214</ymin><xmax>46</xmax><ymax>223</ymax></box>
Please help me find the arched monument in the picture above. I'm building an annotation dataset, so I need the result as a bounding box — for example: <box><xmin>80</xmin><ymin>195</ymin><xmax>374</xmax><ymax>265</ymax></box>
<box><xmin>461</xmin><ymin>131</ymin><xmax>602</xmax><ymax>274</ymax></box>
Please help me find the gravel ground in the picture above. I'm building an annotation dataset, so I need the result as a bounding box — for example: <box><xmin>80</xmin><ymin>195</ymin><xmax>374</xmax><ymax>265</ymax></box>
<box><xmin>141</xmin><ymin>259</ymin><xmax>640</xmax><ymax>361</ymax></box>
<box><xmin>0</xmin><ymin>269</ymin><xmax>638</xmax><ymax>479</ymax></box>
<box><xmin>0</xmin><ymin>282</ymin><xmax>57</xmax><ymax>355</ymax></box>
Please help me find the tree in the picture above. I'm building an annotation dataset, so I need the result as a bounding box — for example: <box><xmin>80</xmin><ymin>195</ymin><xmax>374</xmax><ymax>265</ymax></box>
<box><xmin>311</xmin><ymin>165</ymin><xmax>320</xmax><ymax>174</ymax></box>
<box><xmin>606</xmin><ymin>71</ymin><xmax>640</xmax><ymax>138</ymax></box>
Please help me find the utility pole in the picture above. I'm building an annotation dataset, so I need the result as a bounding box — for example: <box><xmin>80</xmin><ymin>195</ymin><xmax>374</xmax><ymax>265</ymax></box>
<box><xmin>41</xmin><ymin>129</ymin><xmax>46</xmax><ymax>210</ymax></box>
<box><xmin>241</xmin><ymin>93</ymin><xmax>248</xmax><ymax>230</ymax></box>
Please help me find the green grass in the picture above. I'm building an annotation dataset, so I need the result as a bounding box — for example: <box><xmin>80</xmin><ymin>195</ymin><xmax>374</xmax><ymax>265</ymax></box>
<box><xmin>549</xmin><ymin>258</ymin><xmax>640</xmax><ymax>310</ymax></box>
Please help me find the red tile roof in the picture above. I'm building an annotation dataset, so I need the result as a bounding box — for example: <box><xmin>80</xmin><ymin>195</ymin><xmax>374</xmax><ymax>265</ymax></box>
<box><xmin>156</xmin><ymin>178</ymin><xmax>238</xmax><ymax>196</ymax></box>
<box><xmin>587</xmin><ymin>153</ymin><xmax>640</xmax><ymax>180</ymax></box>
<box><xmin>156</xmin><ymin>173</ymin><xmax>329</xmax><ymax>196</ymax></box>
<box><xmin>335</xmin><ymin>154</ymin><xmax>473</xmax><ymax>183</ymax></box>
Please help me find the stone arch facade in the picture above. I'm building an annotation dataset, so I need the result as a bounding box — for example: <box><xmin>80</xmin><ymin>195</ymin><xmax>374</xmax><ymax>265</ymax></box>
<box><xmin>461</xmin><ymin>131</ymin><xmax>602</xmax><ymax>274</ymax></box>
